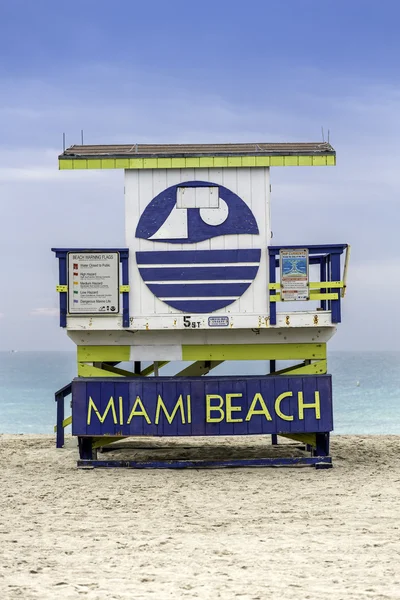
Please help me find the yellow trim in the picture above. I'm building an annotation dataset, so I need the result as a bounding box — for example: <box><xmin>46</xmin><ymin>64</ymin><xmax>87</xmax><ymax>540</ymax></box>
<box><xmin>102</xmin><ymin>158</ymin><xmax>116</xmax><ymax>169</ymax></box>
<box><xmin>279</xmin><ymin>433</ymin><xmax>317</xmax><ymax>447</ymax></box>
<box><xmin>272</xmin><ymin>359</ymin><xmax>327</xmax><ymax>376</ymax></box>
<box><xmin>115</xmin><ymin>158</ymin><xmax>130</xmax><ymax>169</ymax></box>
<box><xmin>309</xmin><ymin>281</ymin><xmax>343</xmax><ymax>289</ymax></box>
<box><xmin>298</xmin><ymin>156</ymin><xmax>313</xmax><ymax>166</ymax></box>
<box><xmin>78</xmin><ymin>363</ymin><xmax>124</xmax><ymax>377</ymax></box>
<box><xmin>87</xmin><ymin>159</ymin><xmax>102</xmax><ymax>169</ymax></box>
<box><xmin>284</xmin><ymin>156</ymin><xmax>299</xmax><ymax>167</ymax></box>
<box><xmin>56</xmin><ymin>285</ymin><xmax>68</xmax><ymax>292</ymax></box>
<box><xmin>213</xmin><ymin>157</ymin><xmax>228</xmax><ymax>167</ymax></box>
<box><xmin>144</xmin><ymin>158</ymin><xmax>158</xmax><ymax>169</ymax></box>
<box><xmin>171</xmin><ymin>158</ymin><xmax>186</xmax><ymax>168</ymax></box>
<box><xmin>92</xmin><ymin>436</ymin><xmax>127</xmax><ymax>449</ymax></box>
<box><xmin>59</xmin><ymin>159</ymin><xmax>74</xmax><ymax>170</ymax></box>
<box><xmin>129</xmin><ymin>158</ymin><xmax>144</xmax><ymax>169</ymax></box>
<box><xmin>119</xmin><ymin>285</ymin><xmax>130</xmax><ymax>292</ymax></box>
<box><xmin>270</xmin><ymin>156</ymin><xmax>284</xmax><ymax>166</ymax></box>
<box><xmin>182</xmin><ymin>343</ymin><xmax>326</xmax><ymax>361</ymax></box>
<box><xmin>199</xmin><ymin>156</ymin><xmax>214</xmax><ymax>167</ymax></box>
<box><xmin>313</xmin><ymin>156</ymin><xmax>327</xmax><ymax>166</ymax></box>
<box><xmin>59</xmin><ymin>154</ymin><xmax>335</xmax><ymax>171</ymax></box>
<box><xmin>255</xmin><ymin>157</ymin><xmax>270</xmax><ymax>166</ymax></box>
<box><xmin>54</xmin><ymin>415</ymin><xmax>72</xmax><ymax>432</ymax></box>
<box><xmin>73</xmin><ymin>159</ymin><xmax>87</xmax><ymax>170</ymax></box>
<box><xmin>241</xmin><ymin>156</ymin><xmax>256</xmax><ymax>167</ymax></box>
<box><xmin>270</xmin><ymin>292</ymin><xmax>338</xmax><ymax>302</ymax></box>
<box><xmin>269</xmin><ymin>281</ymin><xmax>343</xmax><ymax>290</ymax></box>
<box><xmin>186</xmin><ymin>157</ymin><xmax>200</xmax><ymax>167</ymax></box>
<box><xmin>77</xmin><ymin>346</ymin><xmax>130</xmax><ymax>362</ymax></box>
<box><xmin>157</xmin><ymin>158</ymin><xmax>172</xmax><ymax>169</ymax></box>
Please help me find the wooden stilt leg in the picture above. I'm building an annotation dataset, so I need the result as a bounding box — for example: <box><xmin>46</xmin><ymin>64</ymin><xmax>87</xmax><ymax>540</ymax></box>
<box><xmin>56</xmin><ymin>392</ymin><xmax>64</xmax><ymax>449</ymax></box>
<box><xmin>78</xmin><ymin>437</ymin><xmax>95</xmax><ymax>460</ymax></box>
<box><xmin>314</xmin><ymin>433</ymin><xmax>330</xmax><ymax>456</ymax></box>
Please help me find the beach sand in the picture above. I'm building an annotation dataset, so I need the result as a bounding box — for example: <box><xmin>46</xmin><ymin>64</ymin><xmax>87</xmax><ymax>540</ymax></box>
<box><xmin>1</xmin><ymin>434</ymin><xmax>400</xmax><ymax>600</ymax></box>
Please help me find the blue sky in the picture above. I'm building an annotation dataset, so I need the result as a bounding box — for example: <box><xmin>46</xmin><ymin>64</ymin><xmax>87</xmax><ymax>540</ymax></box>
<box><xmin>1</xmin><ymin>0</ymin><xmax>399</xmax><ymax>350</ymax></box>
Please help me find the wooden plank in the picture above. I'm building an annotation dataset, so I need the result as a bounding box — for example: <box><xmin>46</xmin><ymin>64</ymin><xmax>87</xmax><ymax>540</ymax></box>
<box><xmin>182</xmin><ymin>343</ymin><xmax>326</xmax><ymax>361</ymax></box>
<box><xmin>77</xmin><ymin>456</ymin><xmax>333</xmax><ymax>469</ymax></box>
<box><xmin>279</xmin><ymin>433</ymin><xmax>317</xmax><ymax>447</ymax></box>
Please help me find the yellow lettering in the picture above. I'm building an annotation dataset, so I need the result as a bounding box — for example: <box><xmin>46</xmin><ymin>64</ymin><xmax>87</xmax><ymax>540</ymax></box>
<box><xmin>298</xmin><ymin>391</ymin><xmax>321</xmax><ymax>420</ymax></box>
<box><xmin>245</xmin><ymin>393</ymin><xmax>272</xmax><ymax>421</ymax></box>
<box><xmin>119</xmin><ymin>396</ymin><xmax>123</xmax><ymax>426</ymax></box>
<box><xmin>155</xmin><ymin>395</ymin><xmax>186</xmax><ymax>425</ymax></box>
<box><xmin>127</xmin><ymin>396</ymin><xmax>151</xmax><ymax>424</ymax></box>
<box><xmin>206</xmin><ymin>394</ymin><xmax>225</xmax><ymax>422</ymax></box>
<box><xmin>275</xmin><ymin>392</ymin><xmax>294</xmax><ymax>421</ymax></box>
<box><xmin>226</xmin><ymin>393</ymin><xmax>243</xmax><ymax>423</ymax></box>
<box><xmin>87</xmin><ymin>396</ymin><xmax>117</xmax><ymax>425</ymax></box>
<box><xmin>187</xmin><ymin>395</ymin><xmax>192</xmax><ymax>424</ymax></box>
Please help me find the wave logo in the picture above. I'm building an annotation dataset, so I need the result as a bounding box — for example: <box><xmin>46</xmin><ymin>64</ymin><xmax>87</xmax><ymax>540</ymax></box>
<box><xmin>135</xmin><ymin>181</ymin><xmax>261</xmax><ymax>313</ymax></box>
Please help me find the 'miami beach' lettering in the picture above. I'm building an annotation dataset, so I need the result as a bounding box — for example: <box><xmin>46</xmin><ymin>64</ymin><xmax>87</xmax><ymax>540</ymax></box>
<box><xmin>86</xmin><ymin>391</ymin><xmax>321</xmax><ymax>425</ymax></box>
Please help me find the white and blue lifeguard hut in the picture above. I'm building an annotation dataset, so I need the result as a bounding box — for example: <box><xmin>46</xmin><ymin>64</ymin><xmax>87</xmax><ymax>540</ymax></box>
<box><xmin>52</xmin><ymin>142</ymin><xmax>349</xmax><ymax>468</ymax></box>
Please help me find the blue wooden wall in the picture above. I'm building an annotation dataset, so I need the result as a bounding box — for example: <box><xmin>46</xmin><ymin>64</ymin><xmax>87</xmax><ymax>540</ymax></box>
<box><xmin>72</xmin><ymin>375</ymin><xmax>333</xmax><ymax>437</ymax></box>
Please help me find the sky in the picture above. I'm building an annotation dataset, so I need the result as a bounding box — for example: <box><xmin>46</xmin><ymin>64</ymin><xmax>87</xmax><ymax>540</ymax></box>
<box><xmin>0</xmin><ymin>0</ymin><xmax>399</xmax><ymax>351</ymax></box>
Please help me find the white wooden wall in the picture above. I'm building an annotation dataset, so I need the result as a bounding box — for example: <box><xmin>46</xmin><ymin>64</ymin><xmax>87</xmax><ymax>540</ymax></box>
<box><xmin>125</xmin><ymin>167</ymin><xmax>270</xmax><ymax>329</ymax></box>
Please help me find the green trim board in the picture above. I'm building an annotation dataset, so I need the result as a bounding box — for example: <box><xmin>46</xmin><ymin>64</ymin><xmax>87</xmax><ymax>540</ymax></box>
<box><xmin>92</xmin><ymin>436</ymin><xmax>126</xmax><ymax>450</ymax></box>
<box><xmin>182</xmin><ymin>343</ymin><xmax>326</xmax><ymax>361</ymax></box>
<box><xmin>271</xmin><ymin>359</ymin><xmax>327</xmax><ymax>376</ymax></box>
<box><xmin>54</xmin><ymin>416</ymin><xmax>72</xmax><ymax>432</ymax></box>
<box><xmin>77</xmin><ymin>344</ymin><xmax>326</xmax><ymax>363</ymax></box>
<box><xmin>78</xmin><ymin>364</ymin><xmax>124</xmax><ymax>377</ymax></box>
<box><xmin>59</xmin><ymin>155</ymin><xmax>336</xmax><ymax>170</ymax></box>
<box><xmin>279</xmin><ymin>433</ymin><xmax>317</xmax><ymax>447</ymax></box>
<box><xmin>78</xmin><ymin>346</ymin><xmax>130</xmax><ymax>362</ymax></box>
<box><xmin>269</xmin><ymin>281</ymin><xmax>344</xmax><ymax>290</ymax></box>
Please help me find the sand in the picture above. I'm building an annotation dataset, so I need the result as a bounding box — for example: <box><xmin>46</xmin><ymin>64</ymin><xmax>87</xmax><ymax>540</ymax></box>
<box><xmin>0</xmin><ymin>434</ymin><xmax>400</xmax><ymax>600</ymax></box>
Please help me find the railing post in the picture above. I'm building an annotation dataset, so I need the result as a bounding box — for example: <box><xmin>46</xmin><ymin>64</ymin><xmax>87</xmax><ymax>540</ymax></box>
<box><xmin>330</xmin><ymin>253</ymin><xmax>341</xmax><ymax>323</ymax></box>
<box><xmin>58</xmin><ymin>253</ymin><xmax>67</xmax><ymax>328</ymax></box>
<box><xmin>269</xmin><ymin>250</ymin><xmax>277</xmax><ymax>325</ymax></box>
<box><xmin>320</xmin><ymin>255</ymin><xmax>327</xmax><ymax>311</ymax></box>
<box><xmin>121</xmin><ymin>252</ymin><xmax>130</xmax><ymax>328</ymax></box>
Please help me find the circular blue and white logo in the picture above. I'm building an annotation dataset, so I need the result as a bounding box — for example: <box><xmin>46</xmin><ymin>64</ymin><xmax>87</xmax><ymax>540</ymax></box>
<box><xmin>135</xmin><ymin>181</ymin><xmax>260</xmax><ymax>313</ymax></box>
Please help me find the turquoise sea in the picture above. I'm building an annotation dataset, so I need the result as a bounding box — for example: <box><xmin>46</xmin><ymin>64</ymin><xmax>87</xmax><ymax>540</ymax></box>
<box><xmin>0</xmin><ymin>351</ymin><xmax>399</xmax><ymax>434</ymax></box>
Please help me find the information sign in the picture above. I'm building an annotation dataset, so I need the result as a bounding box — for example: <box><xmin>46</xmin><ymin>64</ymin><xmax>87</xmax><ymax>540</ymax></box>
<box><xmin>280</xmin><ymin>248</ymin><xmax>309</xmax><ymax>301</ymax></box>
<box><xmin>68</xmin><ymin>252</ymin><xmax>120</xmax><ymax>315</ymax></box>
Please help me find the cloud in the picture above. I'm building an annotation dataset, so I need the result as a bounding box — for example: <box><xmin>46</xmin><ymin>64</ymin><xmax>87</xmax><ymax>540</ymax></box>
<box><xmin>30</xmin><ymin>308</ymin><xmax>59</xmax><ymax>317</ymax></box>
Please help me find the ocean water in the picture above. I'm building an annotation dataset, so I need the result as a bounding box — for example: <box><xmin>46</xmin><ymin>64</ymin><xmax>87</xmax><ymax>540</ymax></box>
<box><xmin>0</xmin><ymin>351</ymin><xmax>399</xmax><ymax>435</ymax></box>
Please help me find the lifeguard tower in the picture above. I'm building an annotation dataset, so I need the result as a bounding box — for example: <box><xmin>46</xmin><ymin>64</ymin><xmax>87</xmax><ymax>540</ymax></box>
<box><xmin>52</xmin><ymin>142</ymin><xmax>349</xmax><ymax>468</ymax></box>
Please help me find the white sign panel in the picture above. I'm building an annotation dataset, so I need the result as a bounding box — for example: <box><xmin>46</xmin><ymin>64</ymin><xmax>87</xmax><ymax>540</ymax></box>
<box><xmin>280</xmin><ymin>248</ymin><xmax>309</xmax><ymax>301</ymax></box>
<box><xmin>68</xmin><ymin>252</ymin><xmax>120</xmax><ymax>315</ymax></box>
